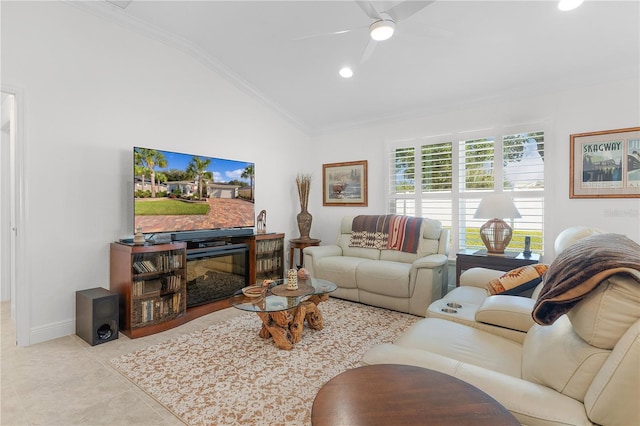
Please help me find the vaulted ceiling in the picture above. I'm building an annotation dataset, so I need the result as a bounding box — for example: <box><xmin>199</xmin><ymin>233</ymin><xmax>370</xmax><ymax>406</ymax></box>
<box><xmin>78</xmin><ymin>1</ymin><xmax>639</xmax><ymax>134</ymax></box>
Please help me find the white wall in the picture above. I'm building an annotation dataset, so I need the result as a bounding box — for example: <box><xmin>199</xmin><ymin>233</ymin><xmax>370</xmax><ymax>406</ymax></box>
<box><xmin>2</xmin><ymin>1</ymin><xmax>311</xmax><ymax>345</ymax></box>
<box><xmin>308</xmin><ymin>77</ymin><xmax>640</xmax><ymax>257</ymax></box>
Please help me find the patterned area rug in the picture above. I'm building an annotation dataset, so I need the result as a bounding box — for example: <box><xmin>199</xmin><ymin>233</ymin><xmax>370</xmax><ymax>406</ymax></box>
<box><xmin>110</xmin><ymin>299</ymin><xmax>420</xmax><ymax>426</ymax></box>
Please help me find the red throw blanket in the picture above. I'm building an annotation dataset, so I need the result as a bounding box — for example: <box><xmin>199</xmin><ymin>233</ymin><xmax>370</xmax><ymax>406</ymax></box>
<box><xmin>350</xmin><ymin>215</ymin><xmax>424</xmax><ymax>254</ymax></box>
<box><xmin>532</xmin><ymin>233</ymin><xmax>640</xmax><ymax>325</ymax></box>
<box><xmin>387</xmin><ymin>215</ymin><xmax>424</xmax><ymax>254</ymax></box>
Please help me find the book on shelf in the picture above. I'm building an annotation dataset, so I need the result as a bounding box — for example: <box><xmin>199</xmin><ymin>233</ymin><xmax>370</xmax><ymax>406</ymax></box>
<box><xmin>174</xmin><ymin>292</ymin><xmax>181</xmax><ymax>313</ymax></box>
<box><xmin>132</xmin><ymin>279</ymin><xmax>162</xmax><ymax>297</ymax></box>
<box><xmin>133</xmin><ymin>258</ymin><xmax>158</xmax><ymax>274</ymax></box>
<box><xmin>141</xmin><ymin>299</ymin><xmax>154</xmax><ymax>323</ymax></box>
<box><xmin>154</xmin><ymin>252</ymin><xmax>183</xmax><ymax>271</ymax></box>
<box><xmin>257</xmin><ymin>256</ymin><xmax>282</xmax><ymax>273</ymax></box>
<box><xmin>133</xmin><ymin>280</ymin><xmax>144</xmax><ymax>296</ymax></box>
<box><xmin>164</xmin><ymin>274</ymin><xmax>181</xmax><ymax>291</ymax></box>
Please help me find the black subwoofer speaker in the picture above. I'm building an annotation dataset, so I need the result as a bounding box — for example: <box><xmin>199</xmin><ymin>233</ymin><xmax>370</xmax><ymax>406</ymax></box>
<box><xmin>76</xmin><ymin>287</ymin><xmax>119</xmax><ymax>346</ymax></box>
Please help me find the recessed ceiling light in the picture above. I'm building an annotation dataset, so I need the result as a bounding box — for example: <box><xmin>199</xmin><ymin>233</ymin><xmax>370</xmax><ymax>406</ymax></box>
<box><xmin>370</xmin><ymin>19</ymin><xmax>395</xmax><ymax>41</ymax></box>
<box><xmin>339</xmin><ymin>67</ymin><xmax>354</xmax><ymax>78</ymax></box>
<box><xmin>558</xmin><ymin>0</ymin><xmax>584</xmax><ymax>11</ymax></box>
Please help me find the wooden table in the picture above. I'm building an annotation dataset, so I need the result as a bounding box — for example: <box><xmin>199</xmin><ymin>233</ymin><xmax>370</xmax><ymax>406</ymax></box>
<box><xmin>289</xmin><ymin>238</ymin><xmax>321</xmax><ymax>269</ymax></box>
<box><xmin>311</xmin><ymin>364</ymin><xmax>520</xmax><ymax>426</ymax></box>
<box><xmin>256</xmin><ymin>292</ymin><xmax>328</xmax><ymax>350</ymax></box>
<box><xmin>456</xmin><ymin>249</ymin><xmax>540</xmax><ymax>286</ymax></box>
<box><xmin>230</xmin><ymin>278</ymin><xmax>336</xmax><ymax>350</ymax></box>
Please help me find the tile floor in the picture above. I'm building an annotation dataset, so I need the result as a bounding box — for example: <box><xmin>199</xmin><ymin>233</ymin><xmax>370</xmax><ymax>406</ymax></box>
<box><xmin>1</xmin><ymin>301</ymin><xmax>243</xmax><ymax>425</ymax></box>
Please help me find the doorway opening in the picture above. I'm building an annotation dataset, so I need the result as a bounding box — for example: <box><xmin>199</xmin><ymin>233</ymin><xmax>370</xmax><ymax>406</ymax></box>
<box><xmin>1</xmin><ymin>89</ymin><xmax>26</xmax><ymax>346</ymax></box>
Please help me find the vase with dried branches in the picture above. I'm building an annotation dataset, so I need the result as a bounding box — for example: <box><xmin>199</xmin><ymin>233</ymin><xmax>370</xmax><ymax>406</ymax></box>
<box><xmin>296</xmin><ymin>174</ymin><xmax>312</xmax><ymax>240</ymax></box>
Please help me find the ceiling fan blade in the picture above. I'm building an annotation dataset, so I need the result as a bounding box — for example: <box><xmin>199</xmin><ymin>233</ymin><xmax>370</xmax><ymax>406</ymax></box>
<box><xmin>294</xmin><ymin>28</ymin><xmax>357</xmax><ymax>42</ymax></box>
<box><xmin>355</xmin><ymin>1</ymin><xmax>382</xmax><ymax>20</ymax></box>
<box><xmin>386</xmin><ymin>0</ymin><xmax>435</xmax><ymax>22</ymax></box>
<box><xmin>360</xmin><ymin>38</ymin><xmax>378</xmax><ymax>64</ymax></box>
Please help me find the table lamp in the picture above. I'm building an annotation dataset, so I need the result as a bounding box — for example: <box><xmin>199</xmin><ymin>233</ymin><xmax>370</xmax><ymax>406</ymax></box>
<box><xmin>473</xmin><ymin>194</ymin><xmax>521</xmax><ymax>254</ymax></box>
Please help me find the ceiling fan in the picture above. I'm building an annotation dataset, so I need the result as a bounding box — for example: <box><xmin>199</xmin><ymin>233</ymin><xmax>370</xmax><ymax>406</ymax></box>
<box><xmin>352</xmin><ymin>1</ymin><xmax>436</xmax><ymax>64</ymax></box>
<box><xmin>357</xmin><ymin>1</ymin><xmax>435</xmax><ymax>63</ymax></box>
<box><xmin>295</xmin><ymin>1</ymin><xmax>436</xmax><ymax>70</ymax></box>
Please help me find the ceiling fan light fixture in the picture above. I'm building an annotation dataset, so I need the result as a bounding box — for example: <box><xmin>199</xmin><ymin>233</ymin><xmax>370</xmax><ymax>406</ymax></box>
<box><xmin>370</xmin><ymin>19</ymin><xmax>395</xmax><ymax>41</ymax></box>
<box><xmin>558</xmin><ymin>0</ymin><xmax>584</xmax><ymax>11</ymax></box>
<box><xmin>339</xmin><ymin>67</ymin><xmax>354</xmax><ymax>78</ymax></box>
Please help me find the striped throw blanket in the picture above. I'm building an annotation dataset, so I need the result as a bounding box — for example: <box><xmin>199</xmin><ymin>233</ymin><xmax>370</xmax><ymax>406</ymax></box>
<box><xmin>350</xmin><ymin>215</ymin><xmax>424</xmax><ymax>254</ymax></box>
<box><xmin>350</xmin><ymin>215</ymin><xmax>393</xmax><ymax>250</ymax></box>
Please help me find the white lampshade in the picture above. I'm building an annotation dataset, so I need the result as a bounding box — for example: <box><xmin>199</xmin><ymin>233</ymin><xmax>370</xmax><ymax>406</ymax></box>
<box><xmin>474</xmin><ymin>194</ymin><xmax>521</xmax><ymax>254</ymax></box>
<box><xmin>474</xmin><ymin>193</ymin><xmax>522</xmax><ymax>220</ymax></box>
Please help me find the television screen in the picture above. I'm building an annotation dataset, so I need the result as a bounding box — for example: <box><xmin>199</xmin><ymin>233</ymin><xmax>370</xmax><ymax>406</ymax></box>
<box><xmin>133</xmin><ymin>147</ymin><xmax>255</xmax><ymax>235</ymax></box>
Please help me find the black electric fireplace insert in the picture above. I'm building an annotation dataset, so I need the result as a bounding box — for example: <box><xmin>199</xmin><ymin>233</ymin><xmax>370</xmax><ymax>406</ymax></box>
<box><xmin>185</xmin><ymin>239</ymin><xmax>249</xmax><ymax>308</ymax></box>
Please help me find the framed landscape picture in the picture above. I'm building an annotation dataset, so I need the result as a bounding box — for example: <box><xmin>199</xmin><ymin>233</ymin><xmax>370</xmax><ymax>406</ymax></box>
<box><xmin>322</xmin><ymin>160</ymin><xmax>368</xmax><ymax>206</ymax></box>
<box><xmin>570</xmin><ymin>127</ymin><xmax>640</xmax><ymax>198</ymax></box>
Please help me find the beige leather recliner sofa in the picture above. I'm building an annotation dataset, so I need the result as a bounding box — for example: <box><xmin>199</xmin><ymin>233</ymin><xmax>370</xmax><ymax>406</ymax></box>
<box><xmin>303</xmin><ymin>215</ymin><xmax>449</xmax><ymax>316</ymax></box>
<box><xmin>363</xmin><ymin>233</ymin><xmax>640</xmax><ymax>426</ymax></box>
<box><xmin>426</xmin><ymin>267</ymin><xmax>538</xmax><ymax>343</ymax></box>
<box><xmin>427</xmin><ymin>225</ymin><xmax>607</xmax><ymax>343</ymax></box>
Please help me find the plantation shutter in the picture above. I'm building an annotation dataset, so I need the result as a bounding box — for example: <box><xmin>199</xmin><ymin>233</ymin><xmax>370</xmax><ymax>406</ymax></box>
<box><xmin>389</xmin><ymin>145</ymin><xmax>417</xmax><ymax>216</ymax></box>
<box><xmin>503</xmin><ymin>132</ymin><xmax>545</xmax><ymax>253</ymax></box>
<box><xmin>457</xmin><ymin>137</ymin><xmax>496</xmax><ymax>251</ymax></box>
<box><xmin>387</xmin><ymin>128</ymin><xmax>545</xmax><ymax>255</ymax></box>
<box><xmin>420</xmin><ymin>142</ymin><xmax>453</xmax><ymax>229</ymax></box>
<box><xmin>388</xmin><ymin>139</ymin><xmax>454</xmax><ymax>226</ymax></box>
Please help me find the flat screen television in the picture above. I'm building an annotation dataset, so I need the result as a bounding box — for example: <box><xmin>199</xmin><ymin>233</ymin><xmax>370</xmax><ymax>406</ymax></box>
<box><xmin>133</xmin><ymin>147</ymin><xmax>255</xmax><ymax>240</ymax></box>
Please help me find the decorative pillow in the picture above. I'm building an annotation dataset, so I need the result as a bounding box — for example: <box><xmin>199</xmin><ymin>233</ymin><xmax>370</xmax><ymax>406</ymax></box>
<box><xmin>487</xmin><ymin>264</ymin><xmax>549</xmax><ymax>295</ymax></box>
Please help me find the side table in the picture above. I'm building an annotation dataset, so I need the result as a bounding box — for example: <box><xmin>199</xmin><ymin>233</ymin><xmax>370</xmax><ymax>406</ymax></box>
<box><xmin>311</xmin><ymin>364</ymin><xmax>519</xmax><ymax>425</ymax></box>
<box><xmin>289</xmin><ymin>238</ymin><xmax>321</xmax><ymax>269</ymax></box>
<box><xmin>456</xmin><ymin>249</ymin><xmax>540</xmax><ymax>286</ymax></box>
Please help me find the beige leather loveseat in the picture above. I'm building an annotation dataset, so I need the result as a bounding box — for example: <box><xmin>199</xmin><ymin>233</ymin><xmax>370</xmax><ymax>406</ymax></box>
<box><xmin>363</xmin><ymin>233</ymin><xmax>640</xmax><ymax>426</ymax></box>
<box><xmin>303</xmin><ymin>215</ymin><xmax>449</xmax><ymax>316</ymax></box>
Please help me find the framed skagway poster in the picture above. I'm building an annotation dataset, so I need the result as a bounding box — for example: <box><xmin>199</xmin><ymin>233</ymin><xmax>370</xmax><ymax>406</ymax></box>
<box><xmin>570</xmin><ymin>127</ymin><xmax>640</xmax><ymax>198</ymax></box>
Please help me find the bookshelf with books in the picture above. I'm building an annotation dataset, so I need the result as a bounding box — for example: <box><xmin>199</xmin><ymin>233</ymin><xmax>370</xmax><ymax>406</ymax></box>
<box><xmin>255</xmin><ymin>233</ymin><xmax>285</xmax><ymax>281</ymax></box>
<box><xmin>110</xmin><ymin>241</ymin><xmax>187</xmax><ymax>338</ymax></box>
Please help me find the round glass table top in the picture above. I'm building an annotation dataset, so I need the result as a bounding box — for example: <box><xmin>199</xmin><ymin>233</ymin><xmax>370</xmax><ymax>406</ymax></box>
<box><xmin>230</xmin><ymin>278</ymin><xmax>337</xmax><ymax>313</ymax></box>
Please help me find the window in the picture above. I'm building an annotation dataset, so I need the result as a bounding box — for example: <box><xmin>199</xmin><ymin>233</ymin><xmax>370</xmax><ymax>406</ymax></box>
<box><xmin>388</xmin><ymin>127</ymin><xmax>545</xmax><ymax>255</ymax></box>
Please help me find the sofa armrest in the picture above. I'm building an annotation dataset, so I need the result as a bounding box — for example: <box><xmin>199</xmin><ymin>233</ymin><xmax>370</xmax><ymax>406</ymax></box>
<box><xmin>303</xmin><ymin>244</ymin><xmax>342</xmax><ymax>260</ymax></box>
<box><xmin>460</xmin><ymin>267</ymin><xmax>506</xmax><ymax>289</ymax></box>
<box><xmin>475</xmin><ymin>295</ymin><xmax>536</xmax><ymax>332</ymax></box>
<box><xmin>411</xmin><ymin>253</ymin><xmax>448</xmax><ymax>270</ymax></box>
<box><xmin>303</xmin><ymin>245</ymin><xmax>343</xmax><ymax>277</ymax></box>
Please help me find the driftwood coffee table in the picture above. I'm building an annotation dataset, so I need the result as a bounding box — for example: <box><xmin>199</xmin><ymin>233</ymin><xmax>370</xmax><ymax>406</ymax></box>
<box><xmin>230</xmin><ymin>278</ymin><xmax>337</xmax><ymax>350</ymax></box>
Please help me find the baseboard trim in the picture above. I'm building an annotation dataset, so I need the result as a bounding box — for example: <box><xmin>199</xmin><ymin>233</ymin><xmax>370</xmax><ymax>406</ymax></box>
<box><xmin>29</xmin><ymin>319</ymin><xmax>75</xmax><ymax>345</ymax></box>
